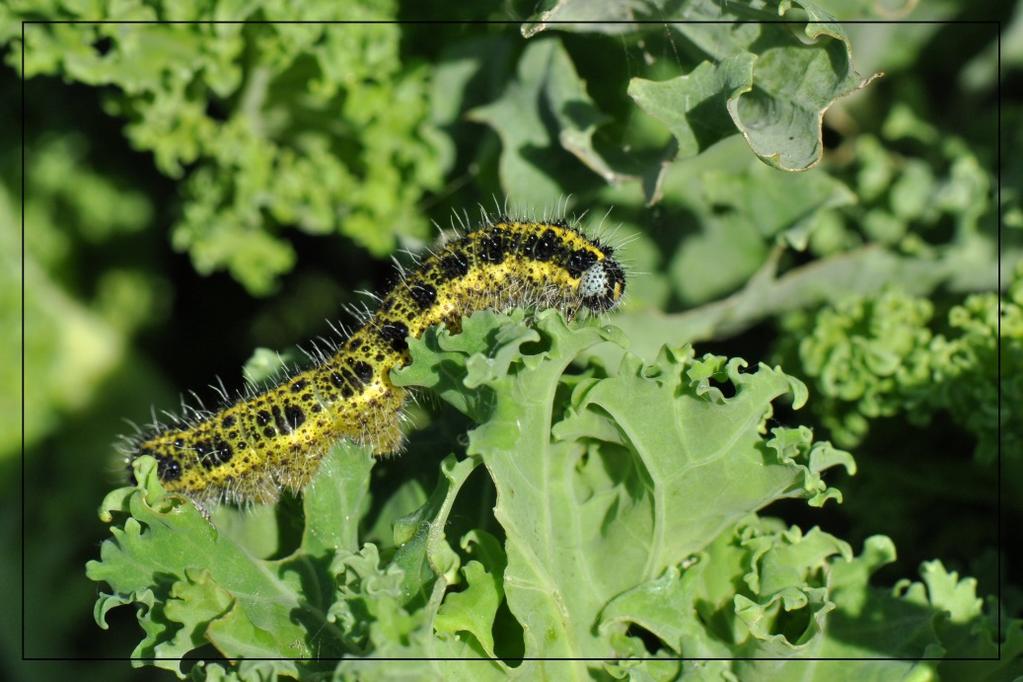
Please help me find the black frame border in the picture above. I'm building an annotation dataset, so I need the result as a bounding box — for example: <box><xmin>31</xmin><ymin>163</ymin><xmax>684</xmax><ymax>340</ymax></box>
<box><xmin>18</xmin><ymin>14</ymin><xmax>1006</xmax><ymax>666</ymax></box>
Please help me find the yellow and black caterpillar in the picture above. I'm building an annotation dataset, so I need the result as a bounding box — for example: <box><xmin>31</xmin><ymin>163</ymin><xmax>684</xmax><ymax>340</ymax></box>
<box><xmin>124</xmin><ymin>218</ymin><xmax>626</xmax><ymax>507</ymax></box>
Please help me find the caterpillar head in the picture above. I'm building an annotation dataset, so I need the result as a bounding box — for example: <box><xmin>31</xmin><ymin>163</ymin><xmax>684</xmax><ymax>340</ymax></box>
<box><xmin>579</xmin><ymin>257</ymin><xmax>626</xmax><ymax>313</ymax></box>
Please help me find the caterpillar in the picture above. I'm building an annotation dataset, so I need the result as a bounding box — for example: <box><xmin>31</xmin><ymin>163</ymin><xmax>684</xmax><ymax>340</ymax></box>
<box><xmin>123</xmin><ymin>217</ymin><xmax>626</xmax><ymax>509</ymax></box>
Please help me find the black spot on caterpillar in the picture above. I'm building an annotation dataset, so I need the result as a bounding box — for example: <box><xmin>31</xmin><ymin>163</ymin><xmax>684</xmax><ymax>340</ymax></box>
<box><xmin>122</xmin><ymin>218</ymin><xmax>626</xmax><ymax>507</ymax></box>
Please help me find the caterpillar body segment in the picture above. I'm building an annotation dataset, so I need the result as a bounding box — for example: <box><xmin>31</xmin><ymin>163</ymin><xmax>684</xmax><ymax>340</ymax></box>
<box><xmin>126</xmin><ymin>219</ymin><xmax>626</xmax><ymax>507</ymax></box>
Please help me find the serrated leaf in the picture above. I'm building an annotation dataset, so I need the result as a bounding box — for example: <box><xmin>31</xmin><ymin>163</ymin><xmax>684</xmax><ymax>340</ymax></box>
<box><xmin>629</xmin><ymin>53</ymin><xmax>755</xmax><ymax>160</ymax></box>
<box><xmin>301</xmin><ymin>443</ymin><xmax>375</xmax><ymax>557</ymax></box>
<box><xmin>530</xmin><ymin>0</ymin><xmax>875</xmax><ymax>171</ymax></box>
<box><xmin>468</xmin><ymin>38</ymin><xmax>623</xmax><ymax>207</ymax></box>
<box><xmin>434</xmin><ymin>560</ymin><xmax>504</xmax><ymax>657</ymax></box>
<box><xmin>390</xmin><ymin>454</ymin><xmax>477</xmax><ymax>604</ymax></box>
<box><xmin>396</xmin><ymin>309</ymin><xmax>853</xmax><ymax>675</ymax></box>
<box><xmin>87</xmin><ymin>455</ymin><xmax>347</xmax><ymax>672</ymax></box>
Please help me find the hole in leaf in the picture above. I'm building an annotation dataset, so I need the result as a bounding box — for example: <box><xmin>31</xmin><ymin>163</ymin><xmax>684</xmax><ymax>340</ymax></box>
<box><xmin>625</xmin><ymin>622</ymin><xmax>663</xmax><ymax>654</ymax></box>
<box><xmin>204</xmin><ymin>98</ymin><xmax>230</xmax><ymax>123</ymax></box>
<box><xmin>182</xmin><ymin>643</ymin><xmax>220</xmax><ymax>664</ymax></box>
<box><xmin>91</xmin><ymin>36</ymin><xmax>113</xmax><ymax>56</ymax></box>
<box><xmin>267</xmin><ymin>489</ymin><xmax>304</xmax><ymax>560</ymax></box>
<box><xmin>774</xmin><ymin>602</ymin><xmax>814</xmax><ymax>645</ymax></box>
<box><xmin>707</xmin><ymin>374</ymin><xmax>736</xmax><ymax>399</ymax></box>
<box><xmin>771</xmin><ymin>390</ymin><xmax>799</xmax><ymax>426</ymax></box>
<box><xmin>492</xmin><ymin>596</ymin><xmax>525</xmax><ymax>665</ymax></box>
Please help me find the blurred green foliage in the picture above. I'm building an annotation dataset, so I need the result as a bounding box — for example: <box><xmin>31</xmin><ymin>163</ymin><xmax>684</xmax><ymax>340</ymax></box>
<box><xmin>775</xmin><ymin>264</ymin><xmax>1020</xmax><ymax>461</ymax></box>
<box><xmin>2</xmin><ymin>0</ymin><xmax>1019</xmax><ymax>679</ymax></box>
<box><xmin>8</xmin><ymin>0</ymin><xmax>446</xmax><ymax>294</ymax></box>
